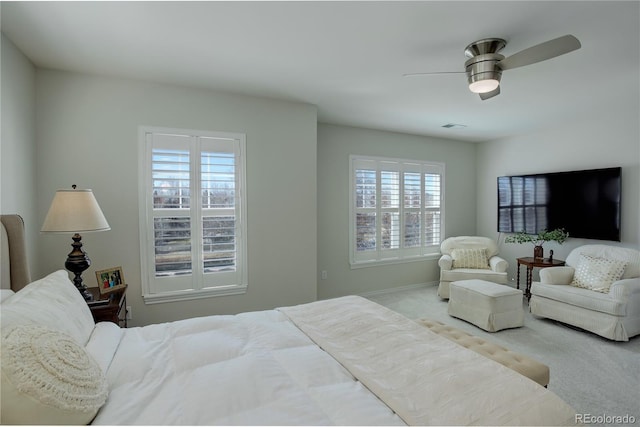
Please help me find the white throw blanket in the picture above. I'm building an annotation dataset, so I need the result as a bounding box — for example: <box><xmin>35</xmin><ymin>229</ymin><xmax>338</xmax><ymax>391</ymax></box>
<box><xmin>280</xmin><ymin>296</ymin><xmax>577</xmax><ymax>426</ymax></box>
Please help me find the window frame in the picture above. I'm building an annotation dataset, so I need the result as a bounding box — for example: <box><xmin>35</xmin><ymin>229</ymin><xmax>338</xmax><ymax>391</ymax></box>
<box><xmin>138</xmin><ymin>126</ymin><xmax>248</xmax><ymax>304</ymax></box>
<box><xmin>349</xmin><ymin>155</ymin><xmax>445</xmax><ymax>268</ymax></box>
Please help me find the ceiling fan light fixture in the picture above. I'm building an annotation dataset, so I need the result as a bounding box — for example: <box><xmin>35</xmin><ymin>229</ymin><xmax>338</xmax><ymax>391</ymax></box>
<box><xmin>465</xmin><ymin>52</ymin><xmax>503</xmax><ymax>94</ymax></box>
<box><xmin>469</xmin><ymin>78</ymin><xmax>500</xmax><ymax>94</ymax></box>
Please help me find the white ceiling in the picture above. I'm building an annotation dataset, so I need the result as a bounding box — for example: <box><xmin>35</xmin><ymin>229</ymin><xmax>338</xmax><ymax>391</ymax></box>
<box><xmin>2</xmin><ymin>1</ymin><xmax>638</xmax><ymax>142</ymax></box>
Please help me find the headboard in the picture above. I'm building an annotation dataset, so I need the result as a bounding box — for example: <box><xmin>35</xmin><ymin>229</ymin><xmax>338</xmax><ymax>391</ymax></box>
<box><xmin>0</xmin><ymin>214</ymin><xmax>31</xmax><ymax>291</ymax></box>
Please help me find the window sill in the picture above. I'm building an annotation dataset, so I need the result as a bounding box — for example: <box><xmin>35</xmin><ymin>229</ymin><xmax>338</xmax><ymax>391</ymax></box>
<box><xmin>350</xmin><ymin>253</ymin><xmax>441</xmax><ymax>270</ymax></box>
<box><xmin>143</xmin><ymin>284</ymin><xmax>247</xmax><ymax>305</ymax></box>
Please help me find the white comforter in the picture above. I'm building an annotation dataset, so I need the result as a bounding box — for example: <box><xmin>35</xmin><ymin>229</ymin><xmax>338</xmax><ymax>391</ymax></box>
<box><xmin>92</xmin><ymin>305</ymin><xmax>404</xmax><ymax>425</ymax></box>
<box><xmin>92</xmin><ymin>296</ymin><xmax>576</xmax><ymax>425</ymax></box>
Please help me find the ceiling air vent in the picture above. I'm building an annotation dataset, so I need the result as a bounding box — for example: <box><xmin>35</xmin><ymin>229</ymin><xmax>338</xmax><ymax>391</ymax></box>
<box><xmin>442</xmin><ymin>123</ymin><xmax>467</xmax><ymax>129</ymax></box>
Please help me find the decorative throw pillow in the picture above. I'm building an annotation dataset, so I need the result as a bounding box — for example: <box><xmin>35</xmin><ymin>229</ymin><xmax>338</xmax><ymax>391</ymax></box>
<box><xmin>571</xmin><ymin>254</ymin><xmax>628</xmax><ymax>293</ymax></box>
<box><xmin>451</xmin><ymin>248</ymin><xmax>490</xmax><ymax>269</ymax></box>
<box><xmin>1</xmin><ymin>325</ymin><xmax>108</xmax><ymax>425</ymax></box>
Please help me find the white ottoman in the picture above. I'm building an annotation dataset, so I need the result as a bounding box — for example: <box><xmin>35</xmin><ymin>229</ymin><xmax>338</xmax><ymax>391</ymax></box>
<box><xmin>448</xmin><ymin>279</ymin><xmax>524</xmax><ymax>332</ymax></box>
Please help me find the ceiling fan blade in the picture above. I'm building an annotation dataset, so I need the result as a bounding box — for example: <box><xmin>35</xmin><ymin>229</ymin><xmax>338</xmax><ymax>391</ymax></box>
<box><xmin>479</xmin><ymin>86</ymin><xmax>500</xmax><ymax>100</ymax></box>
<box><xmin>498</xmin><ymin>35</ymin><xmax>581</xmax><ymax>71</ymax></box>
<box><xmin>402</xmin><ymin>71</ymin><xmax>465</xmax><ymax>77</ymax></box>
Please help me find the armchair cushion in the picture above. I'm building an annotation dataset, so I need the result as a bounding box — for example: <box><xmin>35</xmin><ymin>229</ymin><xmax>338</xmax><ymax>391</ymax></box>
<box><xmin>451</xmin><ymin>248</ymin><xmax>489</xmax><ymax>269</ymax></box>
<box><xmin>438</xmin><ymin>254</ymin><xmax>453</xmax><ymax>271</ymax></box>
<box><xmin>609</xmin><ymin>278</ymin><xmax>640</xmax><ymax>300</ymax></box>
<box><xmin>571</xmin><ymin>254</ymin><xmax>627</xmax><ymax>293</ymax></box>
<box><xmin>540</xmin><ymin>266</ymin><xmax>575</xmax><ymax>285</ymax></box>
<box><xmin>532</xmin><ymin>282</ymin><xmax>627</xmax><ymax>316</ymax></box>
<box><xmin>489</xmin><ymin>256</ymin><xmax>508</xmax><ymax>273</ymax></box>
<box><xmin>441</xmin><ymin>269</ymin><xmax>509</xmax><ymax>284</ymax></box>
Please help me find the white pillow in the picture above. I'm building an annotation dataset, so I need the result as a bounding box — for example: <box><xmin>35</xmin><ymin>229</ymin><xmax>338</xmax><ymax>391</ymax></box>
<box><xmin>0</xmin><ymin>270</ymin><xmax>95</xmax><ymax>346</ymax></box>
<box><xmin>571</xmin><ymin>254</ymin><xmax>628</xmax><ymax>293</ymax></box>
<box><xmin>451</xmin><ymin>248</ymin><xmax>490</xmax><ymax>269</ymax></box>
<box><xmin>1</xmin><ymin>324</ymin><xmax>108</xmax><ymax>425</ymax></box>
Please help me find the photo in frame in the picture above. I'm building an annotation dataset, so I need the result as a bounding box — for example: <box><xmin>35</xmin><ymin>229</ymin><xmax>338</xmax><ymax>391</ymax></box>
<box><xmin>95</xmin><ymin>267</ymin><xmax>126</xmax><ymax>295</ymax></box>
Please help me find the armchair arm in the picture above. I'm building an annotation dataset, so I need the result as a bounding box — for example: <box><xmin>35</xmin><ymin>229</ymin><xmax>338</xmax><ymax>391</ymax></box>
<box><xmin>539</xmin><ymin>266</ymin><xmax>575</xmax><ymax>285</ymax></box>
<box><xmin>438</xmin><ymin>254</ymin><xmax>453</xmax><ymax>271</ymax></box>
<box><xmin>609</xmin><ymin>278</ymin><xmax>640</xmax><ymax>300</ymax></box>
<box><xmin>488</xmin><ymin>256</ymin><xmax>508</xmax><ymax>273</ymax></box>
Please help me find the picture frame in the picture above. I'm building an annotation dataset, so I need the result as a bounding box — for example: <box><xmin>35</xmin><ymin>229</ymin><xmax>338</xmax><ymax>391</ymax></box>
<box><xmin>95</xmin><ymin>266</ymin><xmax>126</xmax><ymax>295</ymax></box>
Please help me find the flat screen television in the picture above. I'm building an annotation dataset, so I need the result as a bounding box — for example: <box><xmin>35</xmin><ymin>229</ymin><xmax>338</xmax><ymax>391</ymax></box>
<box><xmin>497</xmin><ymin>167</ymin><xmax>621</xmax><ymax>241</ymax></box>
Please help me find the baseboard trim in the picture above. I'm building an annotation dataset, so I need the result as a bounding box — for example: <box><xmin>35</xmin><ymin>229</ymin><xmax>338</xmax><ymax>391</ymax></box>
<box><xmin>359</xmin><ymin>281</ymin><xmax>438</xmax><ymax>298</ymax></box>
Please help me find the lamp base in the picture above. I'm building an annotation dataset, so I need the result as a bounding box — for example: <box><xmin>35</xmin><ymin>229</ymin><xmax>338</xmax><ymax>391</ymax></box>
<box><xmin>75</xmin><ymin>285</ymin><xmax>94</xmax><ymax>301</ymax></box>
<box><xmin>65</xmin><ymin>233</ymin><xmax>93</xmax><ymax>301</ymax></box>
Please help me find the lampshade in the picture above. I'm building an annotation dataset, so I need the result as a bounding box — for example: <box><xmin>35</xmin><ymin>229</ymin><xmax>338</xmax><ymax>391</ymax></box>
<box><xmin>468</xmin><ymin>79</ymin><xmax>500</xmax><ymax>94</ymax></box>
<box><xmin>41</xmin><ymin>187</ymin><xmax>110</xmax><ymax>233</ymax></box>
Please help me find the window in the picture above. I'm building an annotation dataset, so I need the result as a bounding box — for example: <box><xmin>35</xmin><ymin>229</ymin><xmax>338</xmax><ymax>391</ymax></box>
<box><xmin>139</xmin><ymin>127</ymin><xmax>247</xmax><ymax>303</ymax></box>
<box><xmin>350</xmin><ymin>155</ymin><xmax>444</xmax><ymax>267</ymax></box>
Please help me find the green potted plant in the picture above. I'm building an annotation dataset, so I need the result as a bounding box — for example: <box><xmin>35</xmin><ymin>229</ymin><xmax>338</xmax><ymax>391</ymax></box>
<box><xmin>505</xmin><ymin>228</ymin><xmax>569</xmax><ymax>259</ymax></box>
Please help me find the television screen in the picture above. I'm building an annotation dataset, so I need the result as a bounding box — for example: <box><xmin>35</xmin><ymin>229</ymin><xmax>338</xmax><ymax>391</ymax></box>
<box><xmin>498</xmin><ymin>167</ymin><xmax>621</xmax><ymax>241</ymax></box>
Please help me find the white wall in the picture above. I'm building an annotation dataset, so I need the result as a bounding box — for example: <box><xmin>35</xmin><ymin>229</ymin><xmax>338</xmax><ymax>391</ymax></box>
<box><xmin>0</xmin><ymin>34</ymin><xmax>37</xmax><ymax>278</ymax></box>
<box><xmin>5</xmin><ymin>36</ymin><xmax>638</xmax><ymax>322</ymax></box>
<box><xmin>477</xmin><ymin>108</ymin><xmax>640</xmax><ymax>283</ymax></box>
<box><xmin>35</xmin><ymin>70</ymin><xmax>318</xmax><ymax>325</ymax></box>
<box><xmin>317</xmin><ymin>123</ymin><xmax>477</xmax><ymax>299</ymax></box>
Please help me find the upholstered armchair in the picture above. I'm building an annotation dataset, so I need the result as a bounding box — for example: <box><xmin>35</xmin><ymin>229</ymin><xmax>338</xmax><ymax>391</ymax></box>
<box><xmin>438</xmin><ymin>236</ymin><xmax>509</xmax><ymax>299</ymax></box>
<box><xmin>530</xmin><ymin>244</ymin><xmax>640</xmax><ymax>341</ymax></box>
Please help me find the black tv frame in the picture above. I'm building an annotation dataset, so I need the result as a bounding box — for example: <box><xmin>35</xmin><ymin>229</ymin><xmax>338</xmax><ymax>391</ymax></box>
<box><xmin>497</xmin><ymin>167</ymin><xmax>621</xmax><ymax>241</ymax></box>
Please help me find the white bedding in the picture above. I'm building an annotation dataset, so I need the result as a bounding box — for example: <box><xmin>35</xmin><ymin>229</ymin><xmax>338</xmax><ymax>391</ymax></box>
<box><xmin>93</xmin><ymin>296</ymin><xmax>576</xmax><ymax>426</ymax></box>
<box><xmin>92</xmin><ymin>307</ymin><xmax>404</xmax><ymax>425</ymax></box>
<box><xmin>1</xmin><ymin>272</ymin><xmax>576</xmax><ymax>425</ymax></box>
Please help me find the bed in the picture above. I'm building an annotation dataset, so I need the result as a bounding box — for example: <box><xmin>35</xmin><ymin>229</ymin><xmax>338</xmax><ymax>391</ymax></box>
<box><xmin>0</xmin><ymin>215</ymin><xmax>577</xmax><ymax>425</ymax></box>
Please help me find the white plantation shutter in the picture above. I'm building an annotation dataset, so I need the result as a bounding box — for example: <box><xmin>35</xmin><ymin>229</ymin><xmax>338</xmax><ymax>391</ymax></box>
<box><xmin>380</xmin><ymin>168</ymin><xmax>400</xmax><ymax>251</ymax></box>
<box><xmin>403</xmin><ymin>168</ymin><xmax>422</xmax><ymax>252</ymax></box>
<box><xmin>350</xmin><ymin>156</ymin><xmax>444</xmax><ymax>267</ymax></box>
<box><xmin>200</xmin><ymin>143</ymin><xmax>237</xmax><ymax>276</ymax></box>
<box><xmin>424</xmin><ymin>169</ymin><xmax>442</xmax><ymax>246</ymax></box>
<box><xmin>152</xmin><ymin>143</ymin><xmax>192</xmax><ymax>279</ymax></box>
<box><xmin>139</xmin><ymin>127</ymin><xmax>247</xmax><ymax>303</ymax></box>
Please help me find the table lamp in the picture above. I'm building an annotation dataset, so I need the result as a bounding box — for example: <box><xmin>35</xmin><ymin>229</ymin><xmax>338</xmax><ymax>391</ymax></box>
<box><xmin>41</xmin><ymin>185</ymin><xmax>110</xmax><ymax>301</ymax></box>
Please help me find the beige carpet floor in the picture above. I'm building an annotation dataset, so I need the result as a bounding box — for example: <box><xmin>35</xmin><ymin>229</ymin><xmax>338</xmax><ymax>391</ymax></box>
<box><xmin>366</xmin><ymin>284</ymin><xmax>640</xmax><ymax>427</ymax></box>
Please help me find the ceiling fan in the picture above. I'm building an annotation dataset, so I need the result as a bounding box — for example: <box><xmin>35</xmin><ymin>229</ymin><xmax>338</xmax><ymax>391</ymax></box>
<box><xmin>405</xmin><ymin>35</ymin><xmax>581</xmax><ymax>100</ymax></box>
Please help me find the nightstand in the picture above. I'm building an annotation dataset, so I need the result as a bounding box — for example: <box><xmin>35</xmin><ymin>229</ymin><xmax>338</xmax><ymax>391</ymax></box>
<box><xmin>86</xmin><ymin>285</ymin><xmax>128</xmax><ymax>327</ymax></box>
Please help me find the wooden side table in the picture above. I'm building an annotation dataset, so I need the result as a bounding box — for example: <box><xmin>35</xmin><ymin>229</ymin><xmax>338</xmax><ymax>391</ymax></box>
<box><xmin>517</xmin><ymin>257</ymin><xmax>565</xmax><ymax>301</ymax></box>
<box><xmin>86</xmin><ymin>285</ymin><xmax>128</xmax><ymax>327</ymax></box>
